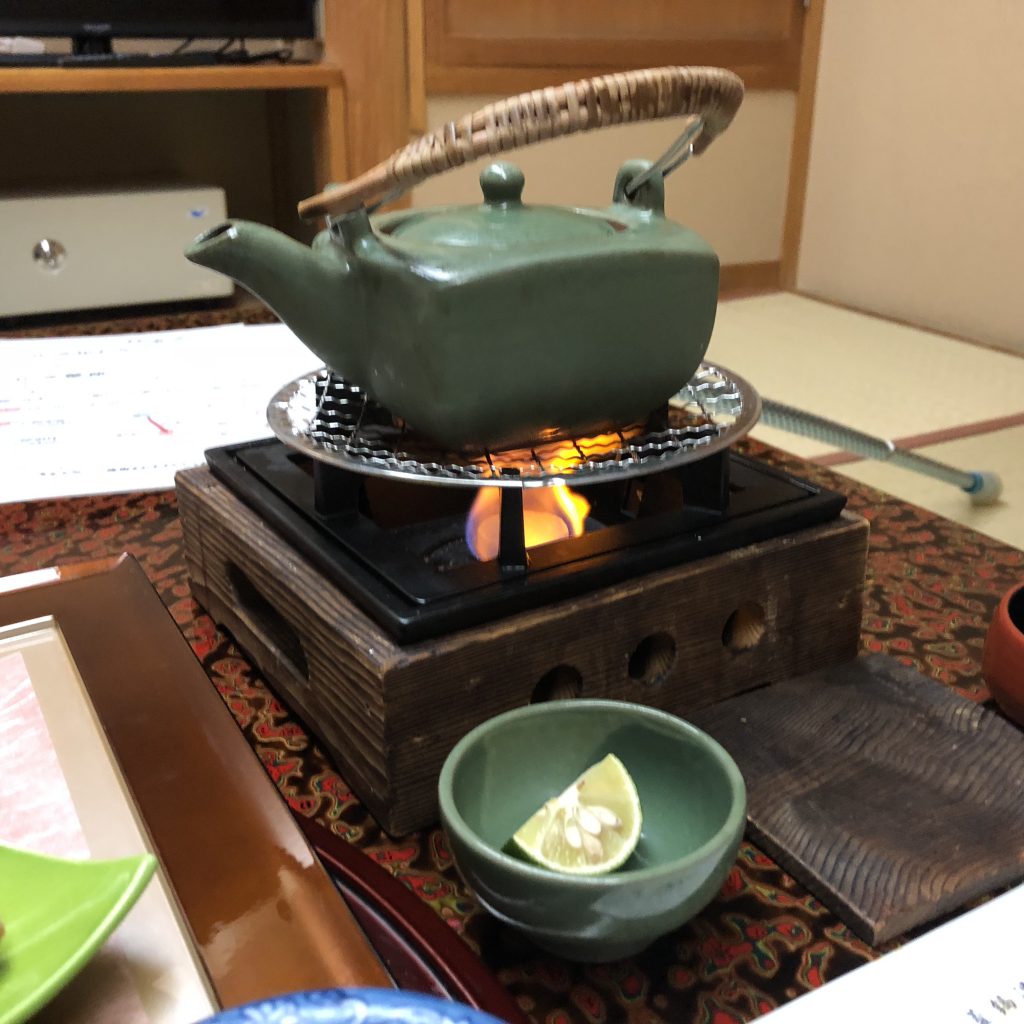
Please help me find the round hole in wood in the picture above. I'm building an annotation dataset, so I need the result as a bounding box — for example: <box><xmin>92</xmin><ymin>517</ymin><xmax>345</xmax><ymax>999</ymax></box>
<box><xmin>627</xmin><ymin>633</ymin><xmax>676</xmax><ymax>686</ymax></box>
<box><xmin>722</xmin><ymin>601</ymin><xmax>767</xmax><ymax>652</ymax></box>
<box><xmin>531</xmin><ymin>665</ymin><xmax>583</xmax><ymax>703</ymax></box>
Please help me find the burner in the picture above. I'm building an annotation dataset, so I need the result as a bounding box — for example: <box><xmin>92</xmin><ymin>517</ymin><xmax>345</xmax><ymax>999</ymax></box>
<box><xmin>206</xmin><ymin>451</ymin><xmax>846</xmax><ymax>644</ymax></box>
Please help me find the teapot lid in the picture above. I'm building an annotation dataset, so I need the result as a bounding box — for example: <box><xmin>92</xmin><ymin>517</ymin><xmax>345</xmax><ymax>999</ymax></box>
<box><xmin>384</xmin><ymin>162</ymin><xmax>618</xmax><ymax>251</ymax></box>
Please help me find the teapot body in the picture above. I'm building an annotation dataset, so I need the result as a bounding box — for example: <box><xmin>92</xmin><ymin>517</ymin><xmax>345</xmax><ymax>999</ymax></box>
<box><xmin>346</xmin><ymin>217</ymin><xmax>718</xmax><ymax>450</ymax></box>
<box><xmin>327</xmin><ymin>163</ymin><xmax>719</xmax><ymax>450</ymax></box>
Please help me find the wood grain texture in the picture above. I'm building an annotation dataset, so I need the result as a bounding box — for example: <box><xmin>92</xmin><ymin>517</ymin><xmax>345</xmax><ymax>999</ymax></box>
<box><xmin>177</xmin><ymin>465</ymin><xmax>868</xmax><ymax>835</ymax></box>
<box><xmin>425</xmin><ymin>63</ymin><xmax>796</xmax><ymax>95</ymax></box>
<box><xmin>0</xmin><ymin>64</ymin><xmax>346</xmax><ymax>94</ymax></box>
<box><xmin>691</xmin><ymin>653</ymin><xmax>1024</xmax><ymax>945</ymax></box>
<box><xmin>719</xmin><ymin>260</ymin><xmax>781</xmax><ymax>298</ymax></box>
<box><xmin>311</xmin><ymin>84</ymin><xmax>350</xmax><ymax>192</ymax></box>
<box><xmin>781</xmin><ymin>0</ymin><xmax>825</xmax><ymax>288</ymax></box>
<box><xmin>424</xmin><ymin>0</ymin><xmax>803</xmax><ymax>92</ymax></box>
<box><xmin>321</xmin><ymin>0</ymin><xmax>411</xmax><ymax>187</ymax></box>
<box><xmin>406</xmin><ymin>0</ymin><xmax>428</xmax><ymax>133</ymax></box>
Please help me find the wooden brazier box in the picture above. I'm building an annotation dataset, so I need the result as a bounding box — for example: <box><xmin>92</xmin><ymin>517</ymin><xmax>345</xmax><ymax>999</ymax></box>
<box><xmin>176</xmin><ymin>464</ymin><xmax>868</xmax><ymax>835</ymax></box>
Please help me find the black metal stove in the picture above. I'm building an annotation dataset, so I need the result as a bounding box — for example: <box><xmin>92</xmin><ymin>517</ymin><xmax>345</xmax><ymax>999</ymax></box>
<box><xmin>206</xmin><ymin>364</ymin><xmax>845</xmax><ymax>643</ymax></box>
<box><xmin>208</xmin><ymin>440</ymin><xmax>844</xmax><ymax>643</ymax></box>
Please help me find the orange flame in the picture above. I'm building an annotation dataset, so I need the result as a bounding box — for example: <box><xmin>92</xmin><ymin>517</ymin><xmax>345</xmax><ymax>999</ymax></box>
<box><xmin>466</xmin><ymin>483</ymin><xmax>590</xmax><ymax>562</ymax></box>
<box><xmin>484</xmin><ymin>431</ymin><xmax>632</xmax><ymax>476</ymax></box>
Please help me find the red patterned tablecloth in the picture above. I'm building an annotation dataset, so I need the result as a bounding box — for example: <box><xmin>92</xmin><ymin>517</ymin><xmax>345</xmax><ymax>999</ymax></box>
<box><xmin>2</xmin><ymin>433</ymin><xmax>1021</xmax><ymax>1024</ymax></box>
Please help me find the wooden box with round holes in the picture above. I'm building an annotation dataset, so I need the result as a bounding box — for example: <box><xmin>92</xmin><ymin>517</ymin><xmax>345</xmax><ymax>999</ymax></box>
<box><xmin>176</xmin><ymin>465</ymin><xmax>869</xmax><ymax>836</ymax></box>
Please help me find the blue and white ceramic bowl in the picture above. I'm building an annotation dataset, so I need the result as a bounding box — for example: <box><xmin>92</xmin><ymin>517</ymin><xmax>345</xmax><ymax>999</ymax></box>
<box><xmin>199</xmin><ymin>988</ymin><xmax>508</xmax><ymax>1024</ymax></box>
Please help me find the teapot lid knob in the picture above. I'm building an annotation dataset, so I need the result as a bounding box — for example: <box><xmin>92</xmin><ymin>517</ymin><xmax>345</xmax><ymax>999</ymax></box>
<box><xmin>480</xmin><ymin>162</ymin><xmax>525</xmax><ymax>206</ymax></box>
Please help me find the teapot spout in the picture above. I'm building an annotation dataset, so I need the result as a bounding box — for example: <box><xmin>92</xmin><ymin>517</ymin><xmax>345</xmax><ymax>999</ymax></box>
<box><xmin>185</xmin><ymin>220</ymin><xmax>364</xmax><ymax>377</ymax></box>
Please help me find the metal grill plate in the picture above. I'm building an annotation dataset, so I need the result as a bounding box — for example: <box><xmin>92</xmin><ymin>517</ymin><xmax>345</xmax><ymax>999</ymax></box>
<box><xmin>267</xmin><ymin>363</ymin><xmax>761</xmax><ymax>489</ymax></box>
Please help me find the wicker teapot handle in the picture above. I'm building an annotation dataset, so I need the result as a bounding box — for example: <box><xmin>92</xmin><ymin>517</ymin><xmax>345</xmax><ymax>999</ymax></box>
<box><xmin>298</xmin><ymin>65</ymin><xmax>744</xmax><ymax>220</ymax></box>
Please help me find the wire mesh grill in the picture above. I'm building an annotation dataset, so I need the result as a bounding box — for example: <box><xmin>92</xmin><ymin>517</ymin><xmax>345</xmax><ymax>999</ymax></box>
<box><xmin>267</xmin><ymin>363</ymin><xmax>761</xmax><ymax>488</ymax></box>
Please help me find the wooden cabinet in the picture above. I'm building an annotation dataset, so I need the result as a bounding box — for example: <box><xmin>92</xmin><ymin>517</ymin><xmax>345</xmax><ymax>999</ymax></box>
<box><xmin>0</xmin><ymin>64</ymin><xmax>348</xmax><ymax>194</ymax></box>
<box><xmin>422</xmin><ymin>0</ymin><xmax>805</xmax><ymax>93</ymax></box>
<box><xmin>0</xmin><ymin>1</ymin><xmax>411</xmax><ymax>233</ymax></box>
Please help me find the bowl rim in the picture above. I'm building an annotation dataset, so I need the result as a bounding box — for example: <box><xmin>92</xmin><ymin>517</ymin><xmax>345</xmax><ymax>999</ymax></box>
<box><xmin>198</xmin><ymin>986</ymin><xmax>506</xmax><ymax>1023</ymax></box>
<box><xmin>437</xmin><ymin>699</ymin><xmax>746</xmax><ymax>888</ymax></box>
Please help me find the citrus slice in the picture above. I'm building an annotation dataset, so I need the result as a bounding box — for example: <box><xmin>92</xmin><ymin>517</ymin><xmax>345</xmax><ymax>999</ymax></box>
<box><xmin>510</xmin><ymin>753</ymin><xmax>642</xmax><ymax>876</ymax></box>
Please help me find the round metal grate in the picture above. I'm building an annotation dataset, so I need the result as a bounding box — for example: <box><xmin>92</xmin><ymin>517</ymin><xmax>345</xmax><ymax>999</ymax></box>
<box><xmin>267</xmin><ymin>363</ymin><xmax>761</xmax><ymax>489</ymax></box>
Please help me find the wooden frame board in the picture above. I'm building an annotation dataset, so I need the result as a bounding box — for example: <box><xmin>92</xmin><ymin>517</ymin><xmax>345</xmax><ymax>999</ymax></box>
<box><xmin>0</xmin><ymin>553</ymin><xmax>529</xmax><ymax>1024</ymax></box>
<box><xmin>692</xmin><ymin>654</ymin><xmax>1024</xmax><ymax>944</ymax></box>
<box><xmin>0</xmin><ymin>555</ymin><xmax>390</xmax><ymax>1015</ymax></box>
<box><xmin>422</xmin><ymin>0</ymin><xmax>805</xmax><ymax>93</ymax></box>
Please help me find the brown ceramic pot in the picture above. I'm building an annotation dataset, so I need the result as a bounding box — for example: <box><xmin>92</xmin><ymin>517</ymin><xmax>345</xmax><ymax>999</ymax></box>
<box><xmin>982</xmin><ymin>581</ymin><xmax>1024</xmax><ymax>725</ymax></box>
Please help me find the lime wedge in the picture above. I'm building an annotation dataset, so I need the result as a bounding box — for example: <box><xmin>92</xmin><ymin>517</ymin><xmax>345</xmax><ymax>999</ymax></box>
<box><xmin>510</xmin><ymin>753</ymin><xmax>642</xmax><ymax>876</ymax></box>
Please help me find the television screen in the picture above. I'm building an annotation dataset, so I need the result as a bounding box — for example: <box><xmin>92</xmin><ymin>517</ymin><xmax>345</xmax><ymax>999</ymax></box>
<box><xmin>0</xmin><ymin>0</ymin><xmax>317</xmax><ymax>39</ymax></box>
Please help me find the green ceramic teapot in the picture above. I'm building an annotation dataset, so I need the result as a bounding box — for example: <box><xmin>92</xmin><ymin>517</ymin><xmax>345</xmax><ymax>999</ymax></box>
<box><xmin>185</xmin><ymin>66</ymin><xmax>744</xmax><ymax>451</ymax></box>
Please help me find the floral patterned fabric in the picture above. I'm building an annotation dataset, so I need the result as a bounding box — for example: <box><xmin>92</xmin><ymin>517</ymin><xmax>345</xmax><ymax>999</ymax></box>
<box><xmin>1</xmin><ymin>392</ymin><xmax>1021</xmax><ymax>1024</ymax></box>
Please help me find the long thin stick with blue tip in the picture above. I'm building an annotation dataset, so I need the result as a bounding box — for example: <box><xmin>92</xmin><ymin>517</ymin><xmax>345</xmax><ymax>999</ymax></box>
<box><xmin>760</xmin><ymin>398</ymin><xmax>1004</xmax><ymax>506</ymax></box>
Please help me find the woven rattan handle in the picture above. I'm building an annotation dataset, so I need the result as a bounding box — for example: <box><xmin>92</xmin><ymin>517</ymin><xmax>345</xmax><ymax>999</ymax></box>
<box><xmin>298</xmin><ymin>65</ymin><xmax>743</xmax><ymax>220</ymax></box>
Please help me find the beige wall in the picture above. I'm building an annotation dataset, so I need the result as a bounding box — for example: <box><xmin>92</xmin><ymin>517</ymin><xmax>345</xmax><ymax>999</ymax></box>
<box><xmin>414</xmin><ymin>92</ymin><xmax>796</xmax><ymax>267</ymax></box>
<box><xmin>798</xmin><ymin>0</ymin><xmax>1024</xmax><ymax>354</ymax></box>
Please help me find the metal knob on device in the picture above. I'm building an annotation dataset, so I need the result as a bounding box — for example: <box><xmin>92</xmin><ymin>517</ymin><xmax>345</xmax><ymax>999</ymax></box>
<box><xmin>33</xmin><ymin>238</ymin><xmax>67</xmax><ymax>271</ymax></box>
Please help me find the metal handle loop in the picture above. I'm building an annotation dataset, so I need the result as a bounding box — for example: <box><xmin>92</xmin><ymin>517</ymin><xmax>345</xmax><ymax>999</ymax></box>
<box><xmin>624</xmin><ymin>116</ymin><xmax>704</xmax><ymax>198</ymax></box>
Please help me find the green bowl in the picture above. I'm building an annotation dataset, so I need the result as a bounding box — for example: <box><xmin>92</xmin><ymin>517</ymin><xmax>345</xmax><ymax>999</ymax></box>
<box><xmin>0</xmin><ymin>845</ymin><xmax>157</xmax><ymax>1024</ymax></box>
<box><xmin>438</xmin><ymin>699</ymin><xmax>746</xmax><ymax>962</ymax></box>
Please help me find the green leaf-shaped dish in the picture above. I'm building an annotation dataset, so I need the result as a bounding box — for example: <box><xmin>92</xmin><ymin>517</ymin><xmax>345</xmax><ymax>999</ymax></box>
<box><xmin>0</xmin><ymin>844</ymin><xmax>157</xmax><ymax>1024</ymax></box>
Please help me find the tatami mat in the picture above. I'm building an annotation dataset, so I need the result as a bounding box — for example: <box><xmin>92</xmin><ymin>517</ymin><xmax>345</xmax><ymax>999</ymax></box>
<box><xmin>708</xmin><ymin>293</ymin><xmax>1024</xmax><ymax>549</ymax></box>
<box><xmin>707</xmin><ymin>293</ymin><xmax>1024</xmax><ymax>459</ymax></box>
<box><xmin>836</xmin><ymin>426</ymin><xmax>1024</xmax><ymax>551</ymax></box>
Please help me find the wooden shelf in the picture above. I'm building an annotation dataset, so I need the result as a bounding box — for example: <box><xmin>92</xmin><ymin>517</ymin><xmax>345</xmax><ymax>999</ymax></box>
<box><xmin>0</xmin><ymin>62</ymin><xmax>346</xmax><ymax>95</ymax></box>
<box><xmin>0</xmin><ymin>2</ymin><xmax>412</xmax><ymax>235</ymax></box>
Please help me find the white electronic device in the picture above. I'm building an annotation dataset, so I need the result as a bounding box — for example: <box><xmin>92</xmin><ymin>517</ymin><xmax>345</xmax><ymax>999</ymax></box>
<box><xmin>0</xmin><ymin>185</ymin><xmax>234</xmax><ymax>317</ymax></box>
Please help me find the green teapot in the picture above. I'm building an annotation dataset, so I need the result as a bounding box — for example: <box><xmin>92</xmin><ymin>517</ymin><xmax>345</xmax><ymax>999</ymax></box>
<box><xmin>185</xmin><ymin>66</ymin><xmax>743</xmax><ymax>451</ymax></box>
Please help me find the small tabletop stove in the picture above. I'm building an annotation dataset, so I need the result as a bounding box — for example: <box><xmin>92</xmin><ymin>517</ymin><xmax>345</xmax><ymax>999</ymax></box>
<box><xmin>206</xmin><ymin>365</ymin><xmax>845</xmax><ymax>643</ymax></box>
<box><xmin>176</xmin><ymin>363</ymin><xmax>869</xmax><ymax>833</ymax></box>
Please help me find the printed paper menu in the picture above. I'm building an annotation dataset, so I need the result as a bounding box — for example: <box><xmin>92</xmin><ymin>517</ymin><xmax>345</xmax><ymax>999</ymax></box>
<box><xmin>757</xmin><ymin>882</ymin><xmax>1024</xmax><ymax>1023</ymax></box>
<box><xmin>1</xmin><ymin>321</ymin><xmax>319</xmax><ymax>502</ymax></box>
